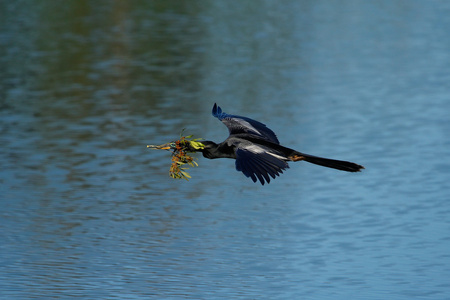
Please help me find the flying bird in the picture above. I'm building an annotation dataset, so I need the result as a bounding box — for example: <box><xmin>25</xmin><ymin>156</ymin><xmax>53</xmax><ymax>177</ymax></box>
<box><xmin>149</xmin><ymin>103</ymin><xmax>364</xmax><ymax>185</ymax></box>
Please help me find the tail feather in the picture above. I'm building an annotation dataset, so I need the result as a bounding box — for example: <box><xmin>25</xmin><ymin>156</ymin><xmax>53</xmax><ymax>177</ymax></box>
<box><xmin>289</xmin><ymin>153</ymin><xmax>364</xmax><ymax>172</ymax></box>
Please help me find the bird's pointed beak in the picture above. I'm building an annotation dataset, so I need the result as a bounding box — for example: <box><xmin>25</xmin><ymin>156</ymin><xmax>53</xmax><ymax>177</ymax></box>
<box><xmin>147</xmin><ymin>143</ymin><xmax>172</xmax><ymax>150</ymax></box>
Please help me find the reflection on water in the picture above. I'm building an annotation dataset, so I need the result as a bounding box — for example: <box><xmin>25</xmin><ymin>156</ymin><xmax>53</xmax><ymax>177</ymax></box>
<box><xmin>1</xmin><ymin>1</ymin><xmax>450</xmax><ymax>299</ymax></box>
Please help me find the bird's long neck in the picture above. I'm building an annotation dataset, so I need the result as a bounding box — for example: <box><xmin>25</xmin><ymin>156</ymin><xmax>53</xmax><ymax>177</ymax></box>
<box><xmin>199</xmin><ymin>141</ymin><xmax>236</xmax><ymax>159</ymax></box>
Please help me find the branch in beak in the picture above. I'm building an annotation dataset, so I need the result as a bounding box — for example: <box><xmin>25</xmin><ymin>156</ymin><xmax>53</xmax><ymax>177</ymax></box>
<box><xmin>147</xmin><ymin>143</ymin><xmax>172</xmax><ymax>150</ymax></box>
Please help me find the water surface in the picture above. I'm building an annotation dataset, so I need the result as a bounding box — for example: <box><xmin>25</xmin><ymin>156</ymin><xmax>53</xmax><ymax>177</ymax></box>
<box><xmin>1</xmin><ymin>1</ymin><xmax>450</xmax><ymax>299</ymax></box>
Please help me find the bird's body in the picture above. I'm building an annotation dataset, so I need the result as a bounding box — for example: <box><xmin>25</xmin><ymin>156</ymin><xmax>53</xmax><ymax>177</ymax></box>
<box><xmin>150</xmin><ymin>103</ymin><xmax>364</xmax><ymax>185</ymax></box>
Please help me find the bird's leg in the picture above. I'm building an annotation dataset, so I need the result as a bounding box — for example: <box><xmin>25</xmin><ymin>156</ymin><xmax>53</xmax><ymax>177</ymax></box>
<box><xmin>288</xmin><ymin>154</ymin><xmax>305</xmax><ymax>161</ymax></box>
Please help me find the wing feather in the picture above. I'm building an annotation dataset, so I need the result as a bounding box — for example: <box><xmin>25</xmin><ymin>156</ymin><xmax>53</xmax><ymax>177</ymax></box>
<box><xmin>235</xmin><ymin>148</ymin><xmax>289</xmax><ymax>185</ymax></box>
<box><xmin>212</xmin><ymin>103</ymin><xmax>280</xmax><ymax>144</ymax></box>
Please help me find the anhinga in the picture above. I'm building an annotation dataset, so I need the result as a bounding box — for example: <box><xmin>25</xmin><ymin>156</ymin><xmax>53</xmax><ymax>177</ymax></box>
<box><xmin>149</xmin><ymin>103</ymin><xmax>364</xmax><ymax>185</ymax></box>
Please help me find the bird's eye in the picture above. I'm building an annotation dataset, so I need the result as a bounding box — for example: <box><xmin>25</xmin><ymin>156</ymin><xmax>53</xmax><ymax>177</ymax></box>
<box><xmin>170</xmin><ymin>142</ymin><xmax>176</xmax><ymax>148</ymax></box>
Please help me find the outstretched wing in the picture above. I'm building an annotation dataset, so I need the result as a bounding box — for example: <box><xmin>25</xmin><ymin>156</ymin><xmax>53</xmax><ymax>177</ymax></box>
<box><xmin>212</xmin><ymin>103</ymin><xmax>280</xmax><ymax>144</ymax></box>
<box><xmin>235</xmin><ymin>147</ymin><xmax>289</xmax><ymax>185</ymax></box>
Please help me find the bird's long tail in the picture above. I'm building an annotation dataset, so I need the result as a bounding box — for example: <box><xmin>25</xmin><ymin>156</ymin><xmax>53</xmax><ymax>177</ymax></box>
<box><xmin>289</xmin><ymin>153</ymin><xmax>364</xmax><ymax>172</ymax></box>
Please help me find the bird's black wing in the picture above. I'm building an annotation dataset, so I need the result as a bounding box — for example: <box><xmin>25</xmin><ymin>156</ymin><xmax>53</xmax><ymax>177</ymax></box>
<box><xmin>212</xmin><ymin>103</ymin><xmax>280</xmax><ymax>144</ymax></box>
<box><xmin>234</xmin><ymin>147</ymin><xmax>289</xmax><ymax>185</ymax></box>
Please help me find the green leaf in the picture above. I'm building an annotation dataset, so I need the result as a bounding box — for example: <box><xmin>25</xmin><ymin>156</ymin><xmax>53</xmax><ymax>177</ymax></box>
<box><xmin>180</xmin><ymin>171</ymin><xmax>191</xmax><ymax>178</ymax></box>
<box><xmin>189</xmin><ymin>141</ymin><xmax>205</xmax><ymax>150</ymax></box>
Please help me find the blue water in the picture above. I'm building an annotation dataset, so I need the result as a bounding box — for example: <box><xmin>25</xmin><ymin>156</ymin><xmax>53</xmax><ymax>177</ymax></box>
<box><xmin>1</xmin><ymin>1</ymin><xmax>450</xmax><ymax>299</ymax></box>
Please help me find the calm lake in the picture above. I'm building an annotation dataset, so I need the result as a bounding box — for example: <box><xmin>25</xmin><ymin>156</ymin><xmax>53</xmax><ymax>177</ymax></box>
<box><xmin>1</xmin><ymin>1</ymin><xmax>450</xmax><ymax>299</ymax></box>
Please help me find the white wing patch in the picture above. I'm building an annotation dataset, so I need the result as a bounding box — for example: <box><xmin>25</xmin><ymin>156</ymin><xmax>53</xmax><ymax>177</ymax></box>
<box><xmin>239</xmin><ymin>120</ymin><xmax>262</xmax><ymax>136</ymax></box>
<box><xmin>246</xmin><ymin>145</ymin><xmax>287</xmax><ymax>160</ymax></box>
<box><xmin>246</xmin><ymin>144</ymin><xmax>265</xmax><ymax>153</ymax></box>
<box><xmin>268</xmin><ymin>152</ymin><xmax>287</xmax><ymax>160</ymax></box>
